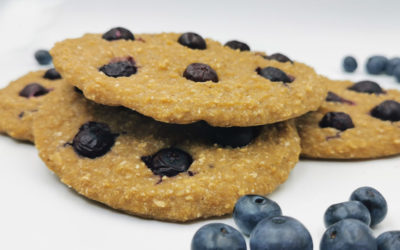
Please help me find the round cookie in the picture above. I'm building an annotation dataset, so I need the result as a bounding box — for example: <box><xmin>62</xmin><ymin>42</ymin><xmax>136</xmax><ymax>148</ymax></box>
<box><xmin>50</xmin><ymin>28</ymin><xmax>326</xmax><ymax>127</ymax></box>
<box><xmin>297</xmin><ymin>79</ymin><xmax>400</xmax><ymax>159</ymax></box>
<box><xmin>33</xmin><ymin>81</ymin><xmax>301</xmax><ymax>221</ymax></box>
<box><xmin>0</xmin><ymin>69</ymin><xmax>62</xmax><ymax>141</ymax></box>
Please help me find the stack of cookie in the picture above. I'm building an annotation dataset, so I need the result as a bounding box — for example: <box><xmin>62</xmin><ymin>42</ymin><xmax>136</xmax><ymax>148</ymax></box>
<box><xmin>1</xmin><ymin>27</ymin><xmax>399</xmax><ymax>222</ymax></box>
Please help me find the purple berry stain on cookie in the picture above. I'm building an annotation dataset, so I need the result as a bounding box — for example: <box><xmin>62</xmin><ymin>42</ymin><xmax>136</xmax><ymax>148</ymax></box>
<box><xmin>326</xmin><ymin>132</ymin><xmax>342</xmax><ymax>141</ymax></box>
<box><xmin>43</xmin><ymin>68</ymin><xmax>62</xmax><ymax>80</ymax></box>
<box><xmin>210</xmin><ymin>126</ymin><xmax>260</xmax><ymax>148</ymax></box>
<box><xmin>19</xmin><ymin>83</ymin><xmax>50</xmax><ymax>98</ymax></box>
<box><xmin>256</xmin><ymin>67</ymin><xmax>293</xmax><ymax>83</ymax></box>
<box><xmin>326</xmin><ymin>91</ymin><xmax>355</xmax><ymax>105</ymax></box>
<box><xmin>102</xmin><ymin>27</ymin><xmax>135</xmax><ymax>41</ymax></box>
<box><xmin>319</xmin><ymin>112</ymin><xmax>355</xmax><ymax>131</ymax></box>
<box><xmin>141</xmin><ymin>148</ymin><xmax>193</xmax><ymax>177</ymax></box>
<box><xmin>225</xmin><ymin>40</ymin><xmax>250</xmax><ymax>51</ymax></box>
<box><xmin>348</xmin><ymin>80</ymin><xmax>384</xmax><ymax>94</ymax></box>
<box><xmin>370</xmin><ymin>100</ymin><xmax>400</xmax><ymax>121</ymax></box>
<box><xmin>72</xmin><ymin>121</ymin><xmax>118</xmax><ymax>159</ymax></box>
<box><xmin>263</xmin><ymin>53</ymin><xmax>293</xmax><ymax>64</ymax></box>
<box><xmin>99</xmin><ymin>57</ymin><xmax>137</xmax><ymax>78</ymax></box>
<box><xmin>183</xmin><ymin>63</ymin><xmax>218</xmax><ymax>82</ymax></box>
<box><xmin>178</xmin><ymin>32</ymin><xmax>206</xmax><ymax>50</ymax></box>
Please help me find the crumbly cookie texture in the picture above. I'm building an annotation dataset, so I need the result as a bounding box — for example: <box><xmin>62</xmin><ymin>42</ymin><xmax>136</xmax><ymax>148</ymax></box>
<box><xmin>297</xmin><ymin>79</ymin><xmax>400</xmax><ymax>159</ymax></box>
<box><xmin>33</xmin><ymin>82</ymin><xmax>300</xmax><ymax>221</ymax></box>
<box><xmin>50</xmin><ymin>32</ymin><xmax>326</xmax><ymax>127</ymax></box>
<box><xmin>0</xmin><ymin>70</ymin><xmax>61</xmax><ymax>141</ymax></box>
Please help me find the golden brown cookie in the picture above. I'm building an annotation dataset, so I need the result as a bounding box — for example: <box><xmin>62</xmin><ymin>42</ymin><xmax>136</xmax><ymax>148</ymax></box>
<box><xmin>33</xmin><ymin>81</ymin><xmax>301</xmax><ymax>221</ymax></box>
<box><xmin>50</xmin><ymin>28</ymin><xmax>326</xmax><ymax>127</ymax></box>
<box><xmin>297</xmin><ymin>79</ymin><xmax>400</xmax><ymax>159</ymax></box>
<box><xmin>0</xmin><ymin>69</ymin><xmax>62</xmax><ymax>141</ymax></box>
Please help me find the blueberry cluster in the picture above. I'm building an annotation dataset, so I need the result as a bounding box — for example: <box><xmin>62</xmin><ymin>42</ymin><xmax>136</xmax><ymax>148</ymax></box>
<box><xmin>191</xmin><ymin>195</ymin><xmax>313</xmax><ymax>250</ymax></box>
<box><xmin>191</xmin><ymin>187</ymin><xmax>400</xmax><ymax>250</ymax></box>
<box><xmin>321</xmin><ymin>186</ymin><xmax>400</xmax><ymax>250</ymax></box>
<box><xmin>343</xmin><ymin>55</ymin><xmax>400</xmax><ymax>83</ymax></box>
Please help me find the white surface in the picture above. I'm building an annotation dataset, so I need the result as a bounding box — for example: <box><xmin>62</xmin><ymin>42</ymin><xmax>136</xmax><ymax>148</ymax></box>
<box><xmin>1</xmin><ymin>0</ymin><xmax>400</xmax><ymax>249</ymax></box>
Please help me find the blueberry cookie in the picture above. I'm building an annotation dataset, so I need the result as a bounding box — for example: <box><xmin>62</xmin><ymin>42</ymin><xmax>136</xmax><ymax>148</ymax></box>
<box><xmin>33</xmin><ymin>81</ymin><xmax>301</xmax><ymax>221</ymax></box>
<box><xmin>0</xmin><ymin>69</ymin><xmax>62</xmax><ymax>141</ymax></box>
<box><xmin>50</xmin><ymin>28</ymin><xmax>326</xmax><ymax>127</ymax></box>
<box><xmin>297</xmin><ymin>79</ymin><xmax>400</xmax><ymax>159</ymax></box>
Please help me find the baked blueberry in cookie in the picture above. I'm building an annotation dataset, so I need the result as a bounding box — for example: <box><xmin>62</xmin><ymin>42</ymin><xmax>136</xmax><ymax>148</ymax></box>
<box><xmin>72</xmin><ymin>121</ymin><xmax>118</xmax><ymax>159</ymax></box>
<box><xmin>325</xmin><ymin>91</ymin><xmax>355</xmax><ymax>105</ymax></box>
<box><xmin>319</xmin><ymin>112</ymin><xmax>354</xmax><ymax>131</ymax></box>
<box><xmin>348</xmin><ymin>80</ymin><xmax>384</xmax><ymax>94</ymax></box>
<box><xmin>178</xmin><ymin>32</ymin><xmax>206</xmax><ymax>50</ymax></box>
<box><xmin>183</xmin><ymin>63</ymin><xmax>218</xmax><ymax>82</ymax></box>
<box><xmin>43</xmin><ymin>68</ymin><xmax>62</xmax><ymax>80</ymax></box>
<box><xmin>225</xmin><ymin>40</ymin><xmax>250</xmax><ymax>51</ymax></box>
<box><xmin>102</xmin><ymin>27</ymin><xmax>135</xmax><ymax>41</ymax></box>
<box><xmin>99</xmin><ymin>57</ymin><xmax>137</xmax><ymax>78</ymax></box>
<box><xmin>370</xmin><ymin>100</ymin><xmax>400</xmax><ymax>121</ymax></box>
<box><xmin>264</xmin><ymin>53</ymin><xmax>293</xmax><ymax>64</ymax></box>
<box><xmin>257</xmin><ymin>67</ymin><xmax>292</xmax><ymax>83</ymax></box>
<box><xmin>141</xmin><ymin>148</ymin><xmax>193</xmax><ymax>177</ymax></box>
<box><xmin>19</xmin><ymin>83</ymin><xmax>50</xmax><ymax>98</ymax></box>
<box><xmin>209</xmin><ymin>126</ymin><xmax>260</xmax><ymax>148</ymax></box>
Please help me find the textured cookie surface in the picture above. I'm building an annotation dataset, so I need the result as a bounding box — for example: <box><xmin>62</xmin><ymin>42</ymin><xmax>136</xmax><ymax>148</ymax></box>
<box><xmin>297</xmin><ymin>79</ymin><xmax>400</xmax><ymax>159</ymax></box>
<box><xmin>33</xmin><ymin>82</ymin><xmax>300</xmax><ymax>221</ymax></box>
<box><xmin>0</xmin><ymin>70</ymin><xmax>62</xmax><ymax>141</ymax></box>
<box><xmin>50</xmin><ymin>31</ymin><xmax>326</xmax><ymax>126</ymax></box>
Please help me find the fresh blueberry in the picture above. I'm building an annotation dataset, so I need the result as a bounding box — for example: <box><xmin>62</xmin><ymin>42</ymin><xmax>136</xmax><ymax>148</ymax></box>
<box><xmin>320</xmin><ymin>219</ymin><xmax>377</xmax><ymax>250</ymax></box>
<box><xmin>191</xmin><ymin>223</ymin><xmax>246</xmax><ymax>250</ymax></box>
<box><xmin>34</xmin><ymin>50</ymin><xmax>52</xmax><ymax>65</ymax></box>
<box><xmin>233</xmin><ymin>195</ymin><xmax>282</xmax><ymax>235</ymax></box>
<box><xmin>393</xmin><ymin>64</ymin><xmax>400</xmax><ymax>83</ymax></box>
<box><xmin>366</xmin><ymin>55</ymin><xmax>388</xmax><ymax>75</ymax></box>
<box><xmin>225</xmin><ymin>40</ymin><xmax>250</xmax><ymax>51</ymax></box>
<box><xmin>385</xmin><ymin>58</ymin><xmax>400</xmax><ymax>75</ymax></box>
<box><xmin>377</xmin><ymin>231</ymin><xmax>400</xmax><ymax>250</ymax></box>
<box><xmin>324</xmin><ymin>201</ymin><xmax>371</xmax><ymax>227</ymax></box>
<box><xmin>250</xmin><ymin>216</ymin><xmax>313</xmax><ymax>250</ymax></box>
<box><xmin>343</xmin><ymin>56</ymin><xmax>357</xmax><ymax>72</ymax></box>
<box><xmin>350</xmin><ymin>186</ymin><xmax>388</xmax><ymax>227</ymax></box>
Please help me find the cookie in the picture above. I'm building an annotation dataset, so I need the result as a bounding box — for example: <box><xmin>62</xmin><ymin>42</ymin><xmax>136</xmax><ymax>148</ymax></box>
<box><xmin>50</xmin><ymin>28</ymin><xmax>326</xmax><ymax>127</ymax></box>
<box><xmin>0</xmin><ymin>69</ymin><xmax>62</xmax><ymax>141</ymax></box>
<box><xmin>297</xmin><ymin>79</ymin><xmax>400</xmax><ymax>159</ymax></box>
<box><xmin>33</xmin><ymin>81</ymin><xmax>301</xmax><ymax>221</ymax></box>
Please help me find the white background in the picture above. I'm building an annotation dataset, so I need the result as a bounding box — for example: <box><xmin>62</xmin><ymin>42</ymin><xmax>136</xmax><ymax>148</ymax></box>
<box><xmin>1</xmin><ymin>0</ymin><xmax>400</xmax><ymax>249</ymax></box>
